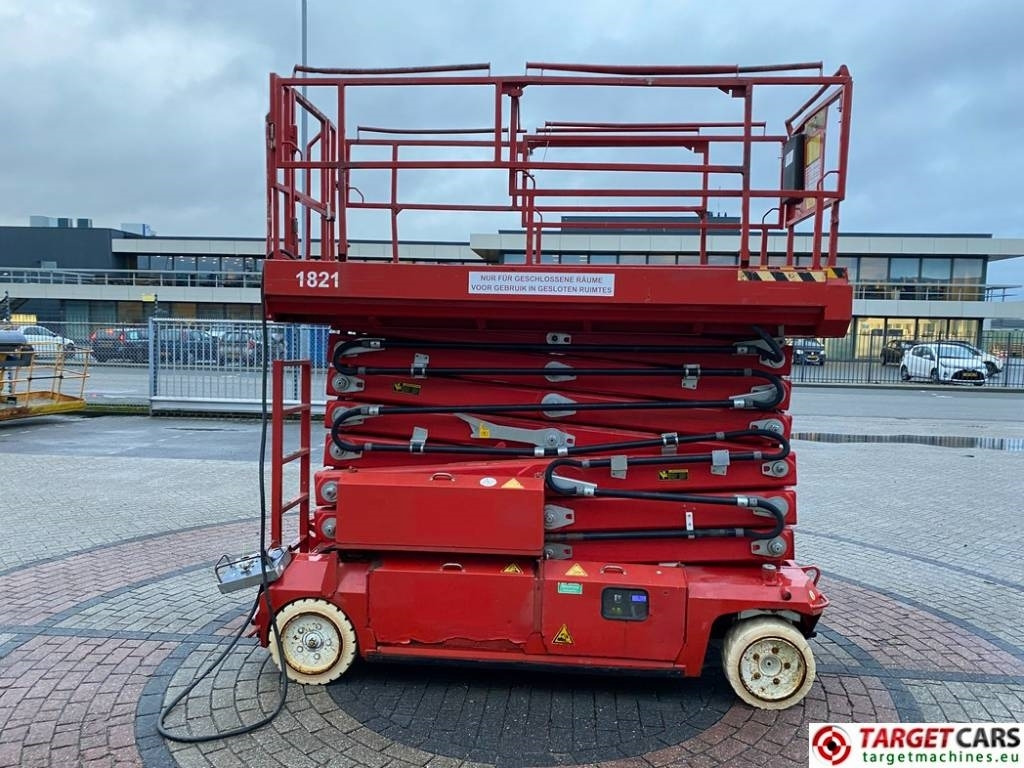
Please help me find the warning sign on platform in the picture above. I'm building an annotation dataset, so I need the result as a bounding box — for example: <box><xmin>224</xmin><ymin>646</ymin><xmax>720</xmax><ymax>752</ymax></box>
<box><xmin>468</xmin><ymin>271</ymin><xmax>615</xmax><ymax>297</ymax></box>
<box><xmin>552</xmin><ymin>624</ymin><xmax>574</xmax><ymax>645</ymax></box>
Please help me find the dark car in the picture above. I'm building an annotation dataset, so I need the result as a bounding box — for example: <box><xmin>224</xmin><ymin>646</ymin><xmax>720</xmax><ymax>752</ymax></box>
<box><xmin>791</xmin><ymin>338</ymin><xmax>826</xmax><ymax>366</ymax></box>
<box><xmin>157</xmin><ymin>328</ymin><xmax>219</xmax><ymax>365</ymax></box>
<box><xmin>89</xmin><ymin>326</ymin><xmax>149</xmax><ymax>363</ymax></box>
<box><xmin>880</xmin><ymin>339</ymin><xmax>918</xmax><ymax>366</ymax></box>
<box><xmin>218</xmin><ymin>330</ymin><xmax>263</xmax><ymax>366</ymax></box>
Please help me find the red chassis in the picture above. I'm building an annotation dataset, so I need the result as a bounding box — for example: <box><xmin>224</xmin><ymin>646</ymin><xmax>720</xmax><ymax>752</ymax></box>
<box><xmin>247</xmin><ymin>61</ymin><xmax>853</xmax><ymax>710</ymax></box>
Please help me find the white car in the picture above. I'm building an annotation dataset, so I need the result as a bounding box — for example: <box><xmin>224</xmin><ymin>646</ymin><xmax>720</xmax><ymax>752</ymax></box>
<box><xmin>16</xmin><ymin>325</ymin><xmax>77</xmax><ymax>360</ymax></box>
<box><xmin>939</xmin><ymin>340</ymin><xmax>1004</xmax><ymax>376</ymax></box>
<box><xmin>900</xmin><ymin>343</ymin><xmax>986</xmax><ymax>386</ymax></box>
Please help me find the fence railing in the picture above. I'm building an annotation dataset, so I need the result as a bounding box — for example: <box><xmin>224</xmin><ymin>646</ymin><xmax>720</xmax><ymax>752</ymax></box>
<box><xmin>0</xmin><ymin>267</ymin><xmax>263</xmax><ymax>289</ymax></box>
<box><xmin>2</xmin><ymin>267</ymin><xmax>1020</xmax><ymax>302</ymax></box>
<box><xmin>851</xmin><ymin>282</ymin><xmax>1020</xmax><ymax>302</ymax></box>
<box><xmin>3</xmin><ymin>319</ymin><xmax>1022</xmax><ymax>410</ymax></box>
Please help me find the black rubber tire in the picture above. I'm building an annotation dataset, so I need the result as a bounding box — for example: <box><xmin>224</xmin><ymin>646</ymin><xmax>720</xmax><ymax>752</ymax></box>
<box><xmin>985</xmin><ymin>362</ymin><xmax>998</xmax><ymax>377</ymax></box>
<box><xmin>900</xmin><ymin>365</ymin><xmax>911</xmax><ymax>381</ymax></box>
<box><xmin>930</xmin><ymin>368</ymin><xmax>939</xmax><ymax>383</ymax></box>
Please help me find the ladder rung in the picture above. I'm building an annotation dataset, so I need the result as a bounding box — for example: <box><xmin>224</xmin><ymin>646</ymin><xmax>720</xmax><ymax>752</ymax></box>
<box><xmin>280</xmin><ymin>447</ymin><xmax>311</xmax><ymax>464</ymax></box>
<box><xmin>280</xmin><ymin>493</ymin><xmax>310</xmax><ymax>514</ymax></box>
<box><xmin>281</xmin><ymin>404</ymin><xmax>311</xmax><ymax>416</ymax></box>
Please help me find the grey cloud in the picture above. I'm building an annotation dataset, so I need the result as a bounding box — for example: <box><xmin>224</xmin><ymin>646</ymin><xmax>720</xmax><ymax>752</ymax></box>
<box><xmin>1</xmin><ymin>0</ymin><xmax>1021</xmax><ymax>274</ymax></box>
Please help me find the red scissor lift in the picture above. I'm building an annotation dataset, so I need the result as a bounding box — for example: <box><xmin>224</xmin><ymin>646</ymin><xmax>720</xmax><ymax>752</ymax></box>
<box><xmin>252</xmin><ymin>62</ymin><xmax>853</xmax><ymax>709</ymax></box>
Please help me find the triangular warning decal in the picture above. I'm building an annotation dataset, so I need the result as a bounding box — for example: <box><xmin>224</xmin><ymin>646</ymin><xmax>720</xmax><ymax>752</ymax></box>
<box><xmin>552</xmin><ymin>624</ymin><xmax>573</xmax><ymax>645</ymax></box>
<box><xmin>564</xmin><ymin>563</ymin><xmax>588</xmax><ymax>577</ymax></box>
<box><xmin>502</xmin><ymin>563</ymin><xmax>523</xmax><ymax>574</ymax></box>
<box><xmin>501</xmin><ymin>478</ymin><xmax>524</xmax><ymax>489</ymax></box>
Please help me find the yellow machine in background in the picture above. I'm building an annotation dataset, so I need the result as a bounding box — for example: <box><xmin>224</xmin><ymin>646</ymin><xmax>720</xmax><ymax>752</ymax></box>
<box><xmin>0</xmin><ymin>329</ymin><xmax>89</xmax><ymax>421</ymax></box>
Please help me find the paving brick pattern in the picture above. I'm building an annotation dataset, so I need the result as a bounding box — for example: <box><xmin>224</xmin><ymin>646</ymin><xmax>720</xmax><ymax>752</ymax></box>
<box><xmin>0</xmin><ymin>413</ymin><xmax>1021</xmax><ymax>767</ymax></box>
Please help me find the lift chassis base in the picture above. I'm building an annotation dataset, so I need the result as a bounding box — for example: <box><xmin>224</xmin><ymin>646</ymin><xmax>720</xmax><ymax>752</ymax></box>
<box><xmin>254</xmin><ymin>552</ymin><xmax>827</xmax><ymax>709</ymax></box>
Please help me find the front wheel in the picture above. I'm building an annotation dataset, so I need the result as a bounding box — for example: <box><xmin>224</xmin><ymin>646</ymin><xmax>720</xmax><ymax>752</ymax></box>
<box><xmin>930</xmin><ymin>368</ymin><xmax>939</xmax><ymax>383</ymax></box>
<box><xmin>900</xmin><ymin>365</ymin><xmax>911</xmax><ymax>381</ymax></box>
<box><xmin>985</xmin><ymin>362</ymin><xmax>999</xmax><ymax>377</ymax></box>
<box><xmin>269</xmin><ymin>598</ymin><xmax>358</xmax><ymax>685</ymax></box>
<box><xmin>722</xmin><ymin>616</ymin><xmax>816</xmax><ymax>710</ymax></box>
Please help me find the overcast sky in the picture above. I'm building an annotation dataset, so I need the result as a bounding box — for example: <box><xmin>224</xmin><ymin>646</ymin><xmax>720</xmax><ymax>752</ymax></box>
<box><xmin>1</xmin><ymin>0</ymin><xmax>1022</xmax><ymax>283</ymax></box>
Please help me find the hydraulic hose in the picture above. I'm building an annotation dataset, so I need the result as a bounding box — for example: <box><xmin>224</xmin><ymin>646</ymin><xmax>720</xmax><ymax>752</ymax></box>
<box><xmin>332</xmin><ymin>327</ymin><xmax>784</xmax><ymax>370</ymax></box>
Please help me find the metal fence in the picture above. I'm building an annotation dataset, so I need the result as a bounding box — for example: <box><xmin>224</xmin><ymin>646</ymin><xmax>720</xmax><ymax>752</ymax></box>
<box><xmin>144</xmin><ymin>319</ymin><xmax>330</xmax><ymax>413</ymax></box>
<box><xmin>3</xmin><ymin>318</ymin><xmax>1022</xmax><ymax>411</ymax></box>
<box><xmin>793</xmin><ymin>331</ymin><xmax>1024</xmax><ymax>388</ymax></box>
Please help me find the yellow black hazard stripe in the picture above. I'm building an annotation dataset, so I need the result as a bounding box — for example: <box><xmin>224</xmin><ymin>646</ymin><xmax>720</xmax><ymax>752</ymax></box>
<box><xmin>738</xmin><ymin>267</ymin><xmax>847</xmax><ymax>282</ymax></box>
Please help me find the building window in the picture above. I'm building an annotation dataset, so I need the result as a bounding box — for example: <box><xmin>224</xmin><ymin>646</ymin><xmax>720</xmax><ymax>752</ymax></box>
<box><xmin>889</xmin><ymin>258</ymin><xmax>920</xmax><ymax>282</ymax></box>
<box><xmin>858</xmin><ymin>257</ymin><xmax>889</xmax><ymax>298</ymax></box>
<box><xmin>618</xmin><ymin>253</ymin><xmax>646</xmax><ymax>265</ymax></box>
<box><xmin>921</xmin><ymin>258</ymin><xmax>951</xmax><ymax>282</ymax></box>
<box><xmin>917</xmin><ymin>317</ymin><xmax>948</xmax><ymax>340</ymax></box>
<box><xmin>707</xmin><ymin>254</ymin><xmax>737</xmax><ymax>266</ymax></box>
<box><xmin>951</xmin><ymin>258</ymin><xmax>984</xmax><ymax>300</ymax></box>
<box><xmin>836</xmin><ymin>256</ymin><xmax>858</xmax><ymax>282</ymax></box>
<box><xmin>947</xmin><ymin>318</ymin><xmax>979</xmax><ymax>342</ymax></box>
<box><xmin>648</xmin><ymin>254</ymin><xmax>676</xmax><ymax>265</ymax></box>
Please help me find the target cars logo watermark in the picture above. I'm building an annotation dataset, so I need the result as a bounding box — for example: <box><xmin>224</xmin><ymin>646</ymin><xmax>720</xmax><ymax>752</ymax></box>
<box><xmin>811</xmin><ymin>725</ymin><xmax>853</xmax><ymax>765</ymax></box>
<box><xmin>810</xmin><ymin>723</ymin><xmax>1021</xmax><ymax>766</ymax></box>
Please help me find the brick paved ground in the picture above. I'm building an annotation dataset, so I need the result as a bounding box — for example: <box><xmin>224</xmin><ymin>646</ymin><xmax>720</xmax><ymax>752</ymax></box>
<box><xmin>0</xmin><ymin>406</ymin><xmax>1021</xmax><ymax>768</ymax></box>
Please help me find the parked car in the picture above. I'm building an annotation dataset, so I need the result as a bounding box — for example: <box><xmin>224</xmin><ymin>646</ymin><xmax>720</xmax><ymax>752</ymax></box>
<box><xmin>937</xmin><ymin>340</ymin><xmax>1004</xmax><ymax>376</ymax></box>
<box><xmin>900</xmin><ymin>343</ymin><xmax>986</xmax><ymax>385</ymax></box>
<box><xmin>880</xmin><ymin>338</ymin><xmax>919</xmax><ymax>365</ymax></box>
<box><xmin>15</xmin><ymin>325</ymin><xmax>76</xmax><ymax>360</ymax></box>
<box><xmin>89</xmin><ymin>326</ymin><xmax>149</xmax><ymax>363</ymax></box>
<box><xmin>218</xmin><ymin>330</ymin><xmax>263</xmax><ymax>365</ymax></box>
<box><xmin>157</xmin><ymin>327</ymin><xmax>219</xmax><ymax>365</ymax></box>
<box><xmin>790</xmin><ymin>338</ymin><xmax>826</xmax><ymax>366</ymax></box>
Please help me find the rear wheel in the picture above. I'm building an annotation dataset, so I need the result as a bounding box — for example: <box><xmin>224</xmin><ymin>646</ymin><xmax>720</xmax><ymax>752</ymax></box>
<box><xmin>722</xmin><ymin>616</ymin><xmax>815</xmax><ymax>710</ymax></box>
<box><xmin>900</xmin><ymin>365</ymin><xmax>911</xmax><ymax>381</ymax></box>
<box><xmin>269</xmin><ymin>598</ymin><xmax>358</xmax><ymax>685</ymax></box>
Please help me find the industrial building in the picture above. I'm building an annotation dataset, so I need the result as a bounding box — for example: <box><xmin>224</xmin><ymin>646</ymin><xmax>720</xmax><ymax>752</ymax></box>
<box><xmin>1</xmin><ymin>219</ymin><xmax>1022</xmax><ymax>358</ymax></box>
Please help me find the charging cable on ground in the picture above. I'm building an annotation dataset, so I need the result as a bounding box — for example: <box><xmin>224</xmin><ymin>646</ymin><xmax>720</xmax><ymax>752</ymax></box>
<box><xmin>156</xmin><ymin>283</ymin><xmax>289</xmax><ymax>742</ymax></box>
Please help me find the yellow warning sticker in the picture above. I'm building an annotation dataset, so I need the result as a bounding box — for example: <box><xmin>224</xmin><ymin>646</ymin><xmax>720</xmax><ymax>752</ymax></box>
<box><xmin>564</xmin><ymin>563</ymin><xmax>588</xmax><ymax>577</ymax></box>
<box><xmin>658</xmin><ymin>469</ymin><xmax>689</xmax><ymax>481</ymax></box>
<box><xmin>392</xmin><ymin>382</ymin><xmax>422</xmax><ymax>395</ymax></box>
<box><xmin>552</xmin><ymin>624</ymin><xmax>573</xmax><ymax>645</ymax></box>
<box><xmin>478</xmin><ymin>424</ymin><xmax>491</xmax><ymax>438</ymax></box>
<box><xmin>502</xmin><ymin>563</ymin><xmax>523</xmax><ymax>574</ymax></box>
<box><xmin>501</xmin><ymin>478</ymin><xmax>524</xmax><ymax>490</ymax></box>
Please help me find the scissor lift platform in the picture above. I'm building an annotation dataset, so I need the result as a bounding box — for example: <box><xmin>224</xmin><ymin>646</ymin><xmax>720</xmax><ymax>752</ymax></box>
<box><xmin>246</xmin><ymin>60</ymin><xmax>853</xmax><ymax>710</ymax></box>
